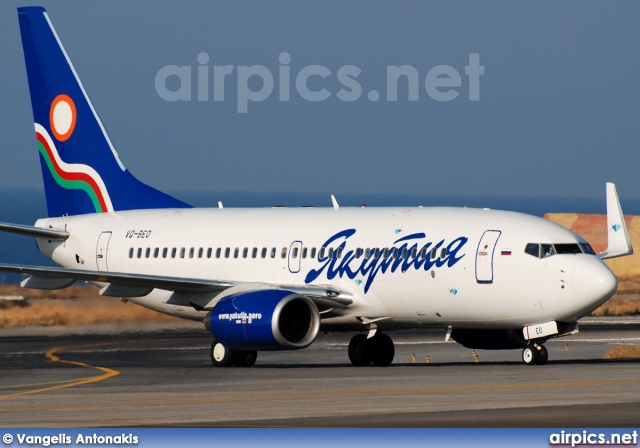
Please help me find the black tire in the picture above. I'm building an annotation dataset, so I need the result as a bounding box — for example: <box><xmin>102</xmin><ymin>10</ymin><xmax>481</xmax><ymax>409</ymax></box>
<box><xmin>536</xmin><ymin>345</ymin><xmax>548</xmax><ymax>365</ymax></box>
<box><xmin>348</xmin><ymin>334</ymin><xmax>372</xmax><ymax>366</ymax></box>
<box><xmin>522</xmin><ymin>346</ymin><xmax>539</xmax><ymax>365</ymax></box>
<box><xmin>210</xmin><ymin>339</ymin><xmax>236</xmax><ymax>367</ymax></box>
<box><xmin>234</xmin><ymin>350</ymin><xmax>258</xmax><ymax>367</ymax></box>
<box><xmin>370</xmin><ymin>334</ymin><xmax>395</xmax><ymax>367</ymax></box>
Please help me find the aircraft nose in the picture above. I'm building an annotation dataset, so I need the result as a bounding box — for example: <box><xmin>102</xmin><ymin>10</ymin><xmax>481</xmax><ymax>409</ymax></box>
<box><xmin>573</xmin><ymin>257</ymin><xmax>618</xmax><ymax>305</ymax></box>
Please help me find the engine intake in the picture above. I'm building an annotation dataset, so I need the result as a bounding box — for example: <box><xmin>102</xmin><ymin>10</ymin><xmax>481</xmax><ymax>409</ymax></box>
<box><xmin>206</xmin><ymin>289</ymin><xmax>320</xmax><ymax>350</ymax></box>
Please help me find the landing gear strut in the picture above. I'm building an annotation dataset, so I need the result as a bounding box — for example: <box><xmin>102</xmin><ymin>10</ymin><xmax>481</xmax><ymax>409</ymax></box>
<box><xmin>210</xmin><ymin>339</ymin><xmax>258</xmax><ymax>367</ymax></box>
<box><xmin>522</xmin><ymin>344</ymin><xmax>548</xmax><ymax>365</ymax></box>
<box><xmin>348</xmin><ymin>333</ymin><xmax>395</xmax><ymax>367</ymax></box>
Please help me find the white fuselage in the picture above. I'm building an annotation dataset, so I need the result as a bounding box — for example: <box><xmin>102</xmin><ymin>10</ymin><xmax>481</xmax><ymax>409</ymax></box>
<box><xmin>34</xmin><ymin>206</ymin><xmax>617</xmax><ymax>331</ymax></box>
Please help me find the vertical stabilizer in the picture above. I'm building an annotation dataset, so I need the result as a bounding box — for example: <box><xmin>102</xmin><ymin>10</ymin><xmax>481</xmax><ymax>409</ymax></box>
<box><xmin>18</xmin><ymin>6</ymin><xmax>191</xmax><ymax>217</ymax></box>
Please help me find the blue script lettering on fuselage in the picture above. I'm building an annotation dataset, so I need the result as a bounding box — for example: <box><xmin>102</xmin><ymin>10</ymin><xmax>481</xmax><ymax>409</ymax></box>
<box><xmin>304</xmin><ymin>229</ymin><xmax>468</xmax><ymax>293</ymax></box>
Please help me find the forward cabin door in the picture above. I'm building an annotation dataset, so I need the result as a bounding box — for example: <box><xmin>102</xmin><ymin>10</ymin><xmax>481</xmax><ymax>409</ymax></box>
<box><xmin>475</xmin><ymin>230</ymin><xmax>501</xmax><ymax>283</ymax></box>
<box><xmin>96</xmin><ymin>231</ymin><xmax>112</xmax><ymax>271</ymax></box>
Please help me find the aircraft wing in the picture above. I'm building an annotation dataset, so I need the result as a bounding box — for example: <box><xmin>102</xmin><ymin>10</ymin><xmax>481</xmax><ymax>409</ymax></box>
<box><xmin>0</xmin><ymin>263</ymin><xmax>352</xmax><ymax>309</ymax></box>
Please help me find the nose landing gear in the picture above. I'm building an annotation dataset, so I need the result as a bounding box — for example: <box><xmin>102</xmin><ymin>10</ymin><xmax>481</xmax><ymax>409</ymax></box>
<box><xmin>522</xmin><ymin>343</ymin><xmax>548</xmax><ymax>365</ymax></box>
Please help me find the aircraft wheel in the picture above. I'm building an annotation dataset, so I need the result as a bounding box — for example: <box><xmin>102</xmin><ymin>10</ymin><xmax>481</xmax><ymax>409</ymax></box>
<box><xmin>370</xmin><ymin>334</ymin><xmax>395</xmax><ymax>367</ymax></box>
<box><xmin>234</xmin><ymin>350</ymin><xmax>258</xmax><ymax>367</ymax></box>
<box><xmin>210</xmin><ymin>339</ymin><xmax>236</xmax><ymax>367</ymax></box>
<box><xmin>535</xmin><ymin>345</ymin><xmax>548</xmax><ymax>365</ymax></box>
<box><xmin>522</xmin><ymin>346</ymin><xmax>540</xmax><ymax>365</ymax></box>
<box><xmin>348</xmin><ymin>334</ymin><xmax>372</xmax><ymax>366</ymax></box>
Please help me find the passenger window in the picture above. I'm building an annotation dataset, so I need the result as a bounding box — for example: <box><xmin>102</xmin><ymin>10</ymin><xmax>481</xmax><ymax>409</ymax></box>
<box><xmin>225</xmin><ymin>248</ymin><xmax>230</xmax><ymax>258</ymax></box>
<box><xmin>270</xmin><ymin>248</ymin><xmax>276</xmax><ymax>258</ymax></box>
<box><xmin>319</xmin><ymin>248</ymin><xmax>326</xmax><ymax>258</ymax></box>
<box><xmin>374</xmin><ymin>248</ymin><xmax>380</xmax><ymax>259</ymax></box>
<box><xmin>171</xmin><ymin>248</ymin><xmax>177</xmax><ymax>258</ymax></box>
<box><xmin>281</xmin><ymin>247</ymin><xmax>287</xmax><ymax>258</ymax></box>
<box><xmin>355</xmin><ymin>248</ymin><xmax>363</xmax><ymax>258</ymax></box>
<box><xmin>402</xmin><ymin>248</ymin><xmax>408</xmax><ymax>259</ymax></box>
<box><xmin>129</xmin><ymin>248</ymin><xmax>134</xmax><ymax>259</ymax></box>
<box><xmin>198</xmin><ymin>248</ymin><xmax>203</xmax><ymax>258</ymax></box>
<box><xmin>541</xmin><ymin>244</ymin><xmax>555</xmax><ymax>258</ymax></box>
<box><xmin>580</xmin><ymin>243</ymin><xmax>596</xmax><ymax>255</ymax></box>
<box><xmin>180</xmin><ymin>248</ymin><xmax>185</xmax><ymax>258</ymax></box>
<box><xmin>440</xmin><ymin>248</ymin><xmax>446</xmax><ymax>259</ymax></box>
<box><xmin>328</xmin><ymin>248</ymin><xmax>334</xmax><ymax>259</ymax></box>
<box><xmin>162</xmin><ymin>248</ymin><xmax>168</xmax><ymax>258</ymax></box>
<box><xmin>189</xmin><ymin>247</ymin><xmax>194</xmax><ymax>258</ymax></box>
<box><xmin>430</xmin><ymin>248</ymin><xmax>437</xmax><ymax>260</ymax></box>
<box><xmin>145</xmin><ymin>248</ymin><xmax>150</xmax><ymax>258</ymax></box>
<box><xmin>234</xmin><ymin>248</ymin><xmax>239</xmax><ymax>258</ymax></box>
<box><xmin>524</xmin><ymin>243</ymin><xmax>540</xmax><ymax>258</ymax></box>
<box><xmin>252</xmin><ymin>248</ymin><xmax>258</xmax><ymax>258</ymax></box>
<box><xmin>207</xmin><ymin>248</ymin><xmax>212</xmax><ymax>258</ymax></box>
<box><xmin>411</xmin><ymin>247</ymin><xmax>417</xmax><ymax>259</ymax></box>
<box><xmin>261</xmin><ymin>247</ymin><xmax>267</xmax><ymax>258</ymax></box>
<box><xmin>137</xmin><ymin>248</ymin><xmax>142</xmax><ymax>258</ymax></box>
<box><xmin>292</xmin><ymin>247</ymin><xmax>299</xmax><ymax>259</ymax></box>
<box><xmin>364</xmin><ymin>248</ymin><xmax>371</xmax><ymax>258</ymax></box>
<box><xmin>302</xmin><ymin>247</ymin><xmax>308</xmax><ymax>259</ymax></box>
<box><xmin>216</xmin><ymin>248</ymin><xmax>221</xmax><ymax>258</ymax></box>
<box><xmin>420</xmin><ymin>247</ymin><xmax>427</xmax><ymax>259</ymax></box>
<box><xmin>153</xmin><ymin>248</ymin><xmax>159</xmax><ymax>258</ymax></box>
<box><xmin>391</xmin><ymin>248</ymin><xmax>398</xmax><ymax>259</ymax></box>
<box><xmin>382</xmin><ymin>248</ymin><xmax>389</xmax><ymax>259</ymax></box>
<box><xmin>310</xmin><ymin>248</ymin><xmax>317</xmax><ymax>258</ymax></box>
<box><xmin>242</xmin><ymin>247</ymin><xmax>248</xmax><ymax>258</ymax></box>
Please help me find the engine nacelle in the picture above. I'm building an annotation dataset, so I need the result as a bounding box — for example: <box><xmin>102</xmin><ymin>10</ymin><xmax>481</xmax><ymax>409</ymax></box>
<box><xmin>205</xmin><ymin>289</ymin><xmax>320</xmax><ymax>350</ymax></box>
<box><xmin>450</xmin><ymin>328</ymin><xmax>527</xmax><ymax>350</ymax></box>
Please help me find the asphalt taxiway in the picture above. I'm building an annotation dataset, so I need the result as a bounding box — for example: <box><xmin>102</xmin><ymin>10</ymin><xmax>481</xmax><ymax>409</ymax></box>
<box><xmin>0</xmin><ymin>318</ymin><xmax>639</xmax><ymax>427</ymax></box>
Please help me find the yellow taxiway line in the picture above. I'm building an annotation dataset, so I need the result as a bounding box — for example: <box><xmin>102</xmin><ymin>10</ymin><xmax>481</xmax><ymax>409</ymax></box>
<box><xmin>0</xmin><ymin>344</ymin><xmax>119</xmax><ymax>400</ymax></box>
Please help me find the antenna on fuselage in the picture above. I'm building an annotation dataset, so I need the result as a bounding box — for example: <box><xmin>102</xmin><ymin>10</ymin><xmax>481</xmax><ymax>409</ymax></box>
<box><xmin>218</xmin><ymin>201</ymin><xmax>223</xmax><ymax>209</ymax></box>
<box><xmin>331</xmin><ymin>195</ymin><xmax>339</xmax><ymax>211</ymax></box>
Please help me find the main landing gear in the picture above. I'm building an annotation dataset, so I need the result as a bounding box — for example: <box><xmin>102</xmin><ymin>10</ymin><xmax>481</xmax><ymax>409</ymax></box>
<box><xmin>210</xmin><ymin>339</ymin><xmax>257</xmax><ymax>368</ymax></box>
<box><xmin>348</xmin><ymin>333</ymin><xmax>395</xmax><ymax>367</ymax></box>
<box><xmin>522</xmin><ymin>343</ymin><xmax>548</xmax><ymax>365</ymax></box>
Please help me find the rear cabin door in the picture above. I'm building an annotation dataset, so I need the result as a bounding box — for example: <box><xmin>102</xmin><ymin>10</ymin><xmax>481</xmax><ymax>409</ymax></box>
<box><xmin>475</xmin><ymin>230</ymin><xmax>501</xmax><ymax>283</ymax></box>
<box><xmin>96</xmin><ymin>231</ymin><xmax>112</xmax><ymax>271</ymax></box>
<box><xmin>288</xmin><ymin>241</ymin><xmax>303</xmax><ymax>273</ymax></box>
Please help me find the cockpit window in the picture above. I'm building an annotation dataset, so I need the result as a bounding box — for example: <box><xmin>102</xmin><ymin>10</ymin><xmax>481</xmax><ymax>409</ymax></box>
<box><xmin>580</xmin><ymin>243</ymin><xmax>596</xmax><ymax>255</ymax></box>
<box><xmin>554</xmin><ymin>243</ymin><xmax>582</xmax><ymax>254</ymax></box>
<box><xmin>541</xmin><ymin>244</ymin><xmax>555</xmax><ymax>258</ymax></box>
<box><xmin>526</xmin><ymin>242</ymin><xmax>595</xmax><ymax>259</ymax></box>
<box><xmin>524</xmin><ymin>243</ymin><xmax>540</xmax><ymax>258</ymax></box>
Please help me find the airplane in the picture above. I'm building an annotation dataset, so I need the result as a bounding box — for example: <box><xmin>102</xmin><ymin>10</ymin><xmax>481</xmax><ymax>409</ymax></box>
<box><xmin>1</xmin><ymin>6</ymin><xmax>633</xmax><ymax>368</ymax></box>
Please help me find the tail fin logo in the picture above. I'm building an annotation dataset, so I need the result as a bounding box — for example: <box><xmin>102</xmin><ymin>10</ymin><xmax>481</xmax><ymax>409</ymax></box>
<box><xmin>49</xmin><ymin>94</ymin><xmax>76</xmax><ymax>142</ymax></box>
<box><xmin>35</xmin><ymin>122</ymin><xmax>113</xmax><ymax>214</ymax></box>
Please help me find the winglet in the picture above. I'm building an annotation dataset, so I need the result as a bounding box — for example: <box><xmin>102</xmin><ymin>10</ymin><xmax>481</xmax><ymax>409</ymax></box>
<box><xmin>598</xmin><ymin>182</ymin><xmax>633</xmax><ymax>260</ymax></box>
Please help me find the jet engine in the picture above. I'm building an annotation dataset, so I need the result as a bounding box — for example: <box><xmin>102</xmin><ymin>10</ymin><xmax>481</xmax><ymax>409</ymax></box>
<box><xmin>450</xmin><ymin>328</ymin><xmax>527</xmax><ymax>350</ymax></box>
<box><xmin>205</xmin><ymin>289</ymin><xmax>320</xmax><ymax>350</ymax></box>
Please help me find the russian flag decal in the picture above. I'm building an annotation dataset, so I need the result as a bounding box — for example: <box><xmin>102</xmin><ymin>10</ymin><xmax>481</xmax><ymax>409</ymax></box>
<box><xmin>501</xmin><ymin>250</ymin><xmax>512</xmax><ymax>256</ymax></box>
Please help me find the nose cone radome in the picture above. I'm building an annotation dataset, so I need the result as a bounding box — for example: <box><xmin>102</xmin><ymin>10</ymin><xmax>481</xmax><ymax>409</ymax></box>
<box><xmin>573</xmin><ymin>257</ymin><xmax>618</xmax><ymax>308</ymax></box>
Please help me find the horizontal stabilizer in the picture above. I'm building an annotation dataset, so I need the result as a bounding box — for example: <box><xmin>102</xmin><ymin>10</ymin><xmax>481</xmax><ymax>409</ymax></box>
<box><xmin>598</xmin><ymin>182</ymin><xmax>633</xmax><ymax>260</ymax></box>
<box><xmin>0</xmin><ymin>222</ymin><xmax>69</xmax><ymax>241</ymax></box>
